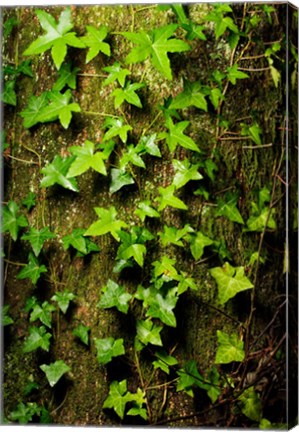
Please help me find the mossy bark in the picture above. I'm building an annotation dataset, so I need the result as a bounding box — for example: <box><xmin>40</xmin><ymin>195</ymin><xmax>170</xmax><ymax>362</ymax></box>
<box><xmin>2</xmin><ymin>4</ymin><xmax>297</xmax><ymax>427</ymax></box>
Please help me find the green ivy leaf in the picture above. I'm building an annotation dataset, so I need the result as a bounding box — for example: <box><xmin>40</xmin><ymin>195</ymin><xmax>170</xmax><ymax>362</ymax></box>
<box><xmin>112</xmin><ymin>81</ymin><xmax>145</xmax><ymax>109</ymax></box>
<box><xmin>98</xmin><ymin>279</ymin><xmax>132</xmax><ymax>314</ymax></box>
<box><xmin>102</xmin><ymin>116</ymin><xmax>132</xmax><ymax>144</ymax></box>
<box><xmin>210</xmin><ymin>262</ymin><xmax>253</xmax><ymax>305</ymax></box>
<box><xmin>23</xmin><ymin>326</ymin><xmax>52</xmax><ymax>353</ymax></box>
<box><xmin>160</xmin><ymin>117</ymin><xmax>200</xmax><ymax>153</ymax></box>
<box><xmin>81</xmin><ymin>25</ymin><xmax>110</xmax><ymax>63</ymax></box>
<box><xmin>40</xmin><ymin>360</ymin><xmax>71</xmax><ymax>387</ymax></box>
<box><xmin>156</xmin><ymin>185</ymin><xmax>188</xmax><ymax>211</ymax></box>
<box><xmin>205</xmin><ymin>5</ymin><xmax>239</xmax><ymax>39</ymax></box>
<box><xmin>216</xmin><ymin>194</ymin><xmax>244</xmax><ymax>224</ymax></box>
<box><xmin>22</xmin><ymin>192</ymin><xmax>36</xmax><ymax>211</ymax></box>
<box><xmin>182</xmin><ymin>21</ymin><xmax>206</xmax><ymax>41</ymax></box>
<box><xmin>23</xmin><ymin>8</ymin><xmax>85</xmax><ymax>70</ymax></box>
<box><xmin>126</xmin><ymin>388</ymin><xmax>147</xmax><ymax>420</ymax></box>
<box><xmin>119</xmin><ymin>145</ymin><xmax>146</xmax><ymax>169</ymax></box>
<box><xmin>137</xmin><ymin>134</ymin><xmax>161</xmax><ymax>157</ymax></box>
<box><xmin>209</xmin><ymin>87</ymin><xmax>223</xmax><ymax>109</ymax></box>
<box><xmin>146</xmin><ymin>288</ymin><xmax>178</xmax><ymax>327</ymax></box>
<box><xmin>158</xmin><ymin>224</ymin><xmax>193</xmax><ymax>247</ymax></box>
<box><xmin>153</xmin><ymin>349</ymin><xmax>178</xmax><ymax>374</ymax></box>
<box><xmin>16</xmin><ymin>253</ymin><xmax>47</xmax><ymax>285</ymax></box>
<box><xmin>52</xmin><ymin>62</ymin><xmax>80</xmax><ymax>91</ymax></box>
<box><xmin>109</xmin><ymin>168</ymin><xmax>135</xmax><ymax>194</ymax></box>
<box><xmin>20</xmin><ymin>92</ymin><xmax>49</xmax><ymax>128</ymax></box>
<box><xmin>103</xmin><ymin>379</ymin><xmax>129</xmax><ymax>419</ymax></box>
<box><xmin>29</xmin><ymin>301</ymin><xmax>55</xmax><ymax>328</ymax></box>
<box><xmin>123</xmin><ymin>24</ymin><xmax>190</xmax><ymax>80</ymax></box>
<box><xmin>177</xmin><ymin>360</ymin><xmax>208</xmax><ymax>397</ymax></box>
<box><xmin>51</xmin><ymin>290</ymin><xmax>76</xmax><ymax>314</ymax></box>
<box><xmin>9</xmin><ymin>402</ymin><xmax>41</xmax><ymax>424</ymax></box>
<box><xmin>239</xmin><ymin>387</ymin><xmax>262</xmax><ymax>422</ymax></box>
<box><xmin>169</xmin><ymin>80</ymin><xmax>207</xmax><ymax>111</ymax></box>
<box><xmin>116</xmin><ymin>228</ymin><xmax>152</xmax><ymax>267</ymax></box>
<box><xmin>215</xmin><ymin>330</ymin><xmax>245</xmax><ymax>364</ymax></box>
<box><xmin>62</xmin><ymin>228</ymin><xmax>100</xmax><ymax>255</ymax></box>
<box><xmin>136</xmin><ymin>319</ymin><xmax>163</xmax><ymax>349</ymax></box>
<box><xmin>40</xmin><ymin>155</ymin><xmax>79</xmax><ymax>192</ymax></box>
<box><xmin>95</xmin><ymin>337</ymin><xmax>125</xmax><ymax>364</ymax></box>
<box><xmin>134</xmin><ymin>200</ymin><xmax>160</xmax><ymax>222</ymax></box>
<box><xmin>206</xmin><ymin>366</ymin><xmax>221</xmax><ymax>403</ymax></box>
<box><xmin>2</xmin><ymin>80</ymin><xmax>17</xmax><ymax>106</ymax></box>
<box><xmin>37</xmin><ymin>90</ymin><xmax>81</xmax><ymax>129</ymax></box>
<box><xmin>188</xmin><ymin>231</ymin><xmax>214</xmax><ymax>260</ymax></box>
<box><xmin>246</xmin><ymin>207</ymin><xmax>276</xmax><ymax>232</ymax></box>
<box><xmin>2</xmin><ymin>200</ymin><xmax>28</xmax><ymax>241</ymax></box>
<box><xmin>152</xmin><ymin>255</ymin><xmax>179</xmax><ymax>281</ymax></box>
<box><xmin>21</xmin><ymin>226</ymin><xmax>56</xmax><ymax>256</ymax></box>
<box><xmin>3</xmin><ymin>16</ymin><xmax>19</xmax><ymax>38</ymax></box>
<box><xmin>226</xmin><ymin>64</ymin><xmax>249</xmax><ymax>85</ymax></box>
<box><xmin>172</xmin><ymin>159</ymin><xmax>203</xmax><ymax>189</ymax></box>
<box><xmin>84</xmin><ymin>206</ymin><xmax>127</xmax><ymax>241</ymax></box>
<box><xmin>2</xmin><ymin>305</ymin><xmax>14</xmax><ymax>326</ymax></box>
<box><xmin>72</xmin><ymin>323</ymin><xmax>90</xmax><ymax>345</ymax></box>
<box><xmin>67</xmin><ymin>140</ymin><xmax>107</xmax><ymax>177</ymax></box>
<box><xmin>177</xmin><ymin>273</ymin><xmax>198</xmax><ymax>295</ymax></box>
<box><xmin>102</xmin><ymin>61</ymin><xmax>131</xmax><ymax>87</ymax></box>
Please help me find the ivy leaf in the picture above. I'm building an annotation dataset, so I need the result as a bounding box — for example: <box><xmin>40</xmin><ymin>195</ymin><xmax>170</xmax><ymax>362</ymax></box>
<box><xmin>23</xmin><ymin>8</ymin><xmax>85</xmax><ymax>70</ymax></box>
<box><xmin>177</xmin><ymin>273</ymin><xmax>198</xmax><ymax>295</ymax></box>
<box><xmin>152</xmin><ymin>255</ymin><xmax>179</xmax><ymax>281</ymax></box>
<box><xmin>209</xmin><ymin>87</ymin><xmax>223</xmax><ymax>109</ymax></box>
<box><xmin>20</xmin><ymin>92</ymin><xmax>49</xmax><ymax>128</ymax></box>
<box><xmin>23</xmin><ymin>326</ymin><xmax>52</xmax><ymax>353</ymax></box>
<box><xmin>84</xmin><ymin>206</ymin><xmax>127</xmax><ymax>241</ymax></box>
<box><xmin>170</xmin><ymin>80</ymin><xmax>207</xmax><ymax>111</ymax></box>
<box><xmin>160</xmin><ymin>117</ymin><xmax>200</xmax><ymax>153</ymax></box>
<box><xmin>22</xmin><ymin>192</ymin><xmax>36</xmax><ymax>211</ymax></box>
<box><xmin>52</xmin><ymin>62</ymin><xmax>80</xmax><ymax>91</ymax></box>
<box><xmin>152</xmin><ymin>349</ymin><xmax>178</xmax><ymax>374</ymax></box>
<box><xmin>126</xmin><ymin>388</ymin><xmax>147</xmax><ymax>420</ymax></box>
<box><xmin>40</xmin><ymin>360</ymin><xmax>71</xmax><ymax>387</ymax></box>
<box><xmin>215</xmin><ymin>330</ymin><xmax>245</xmax><ymax>364</ymax></box>
<box><xmin>2</xmin><ymin>305</ymin><xmax>14</xmax><ymax>326</ymax></box>
<box><xmin>189</xmin><ymin>231</ymin><xmax>214</xmax><ymax>260</ymax></box>
<box><xmin>29</xmin><ymin>301</ymin><xmax>55</xmax><ymax>328</ymax></box>
<box><xmin>246</xmin><ymin>207</ymin><xmax>276</xmax><ymax>232</ymax></box>
<box><xmin>9</xmin><ymin>402</ymin><xmax>41</xmax><ymax>424</ymax></box>
<box><xmin>3</xmin><ymin>16</ymin><xmax>19</xmax><ymax>38</ymax></box>
<box><xmin>138</xmin><ymin>133</ymin><xmax>161</xmax><ymax>157</ymax></box>
<box><xmin>2</xmin><ymin>80</ymin><xmax>17</xmax><ymax>106</ymax></box>
<box><xmin>156</xmin><ymin>185</ymin><xmax>188</xmax><ymax>211</ymax></box>
<box><xmin>239</xmin><ymin>387</ymin><xmax>262</xmax><ymax>422</ymax></box>
<box><xmin>16</xmin><ymin>253</ymin><xmax>47</xmax><ymax>285</ymax></box>
<box><xmin>95</xmin><ymin>337</ymin><xmax>125</xmax><ymax>364</ymax></box>
<box><xmin>172</xmin><ymin>159</ymin><xmax>203</xmax><ymax>189</ymax></box>
<box><xmin>116</xmin><ymin>228</ymin><xmax>152</xmax><ymax>268</ymax></box>
<box><xmin>21</xmin><ymin>227</ymin><xmax>56</xmax><ymax>257</ymax></box>
<box><xmin>205</xmin><ymin>5</ymin><xmax>239</xmax><ymax>39</ymax></box>
<box><xmin>72</xmin><ymin>323</ymin><xmax>90</xmax><ymax>345</ymax></box>
<box><xmin>98</xmin><ymin>279</ymin><xmax>132</xmax><ymax>314</ymax></box>
<box><xmin>177</xmin><ymin>360</ymin><xmax>207</xmax><ymax>397</ymax></box>
<box><xmin>123</xmin><ymin>24</ymin><xmax>190</xmax><ymax>80</ymax></box>
<box><xmin>51</xmin><ymin>290</ymin><xmax>76</xmax><ymax>314</ymax></box>
<box><xmin>103</xmin><ymin>379</ymin><xmax>129</xmax><ymax>419</ymax></box>
<box><xmin>37</xmin><ymin>90</ymin><xmax>81</xmax><ymax>129</ymax></box>
<box><xmin>210</xmin><ymin>262</ymin><xmax>254</xmax><ymax>305</ymax></box>
<box><xmin>112</xmin><ymin>81</ymin><xmax>145</xmax><ymax>109</ymax></box>
<box><xmin>120</xmin><ymin>145</ymin><xmax>146</xmax><ymax>170</ymax></box>
<box><xmin>216</xmin><ymin>194</ymin><xmax>244</xmax><ymax>225</ymax></box>
<box><xmin>134</xmin><ymin>200</ymin><xmax>160</xmax><ymax>222</ymax></box>
<box><xmin>109</xmin><ymin>168</ymin><xmax>135</xmax><ymax>194</ymax></box>
<box><xmin>182</xmin><ymin>21</ymin><xmax>206</xmax><ymax>41</ymax></box>
<box><xmin>62</xmin><ymin>228</ymin><xmax>100</xmax><ymax>255</ymax></box>
<box><xmin>135</xmin><ymin>319</ymin><xmax>163</xmax><ymax>350</ymax></box>
<box><xmin>102</xmin><ymin>116</ymin><xmax>132</xmax><ymax>144</ymax></box>
<box><xmin>81</xmin><ymin>25</ymin><xmax>110</xmax><ymax>63</ymax></box>
<box><xmin>40</xmin><ymin>155</ymin><xmax>79</xmax><ymax>192</ymax></box>
<box><xmin>102</xmin><ymin>62</ymin><xmax>131</xmax><ymax>87</ymax></box>
<box><xmin>226</xmin><ymin>64</ymin><xmax>249</xmax><ymax>85</ymax></box>
<box><xmin>2</xmin><ymin>200</ymin><xmax>28</xmax><ymax>241</ymax></box>
<box><xmin>158</xmin><ymin>224</ymin><xmax>193</xmax><ymax>247</ymax></box>
<box><xmin>146</xmin><ymin>288</ymin><xmax>178</xmax><ymax>327</ymax></box>
<box><xmin>67</xmin><ymin>140</ymin><xmax>107</xmax><ymax>177</ymax></box>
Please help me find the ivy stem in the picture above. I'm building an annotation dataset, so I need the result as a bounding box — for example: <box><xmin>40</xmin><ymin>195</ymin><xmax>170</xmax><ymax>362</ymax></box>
<box><xmin>78</xmin><ymin>73</ymin><xmax>106</xmax><ymax>78</ymax></box>
<box><xmin>141</xmin><ymin>111</ymin><xmax>162</xmax><ymax>136</ymax></box>
<box><xmin>135</xmin><ymin>5</ymin><xmax>157</xmax><ymax>13</ymax></box>
<box><xmin>4</xmin><ymin>258</ymin><xmax>26</xmax><ymax>266</ymax></box>
<box><xmin>5</xmin><ymin>154</ymin><xmax>39</xmax><ymax>165</ymax></box>
<box><xmin>238</xmin><ymin>66</ymin><xmax>271</xmax><ymax>72</ymax></box>
<box><xmin>83</xmin><ymin>111</ymin><xmax>119</xmax><ymax>118</ymax></box>
<box><xmin>134</xmin><ymin>350</ymin><xmax>152</xmax><ymax>422</ymax></box>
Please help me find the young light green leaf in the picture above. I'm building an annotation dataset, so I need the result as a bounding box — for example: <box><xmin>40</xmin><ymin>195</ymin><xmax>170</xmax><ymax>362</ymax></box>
<box><xmin>23</xmin><ymin>8</ymin><xmax>85</xmax><ymax>69</ymax></box>
<box><xmin>102</xmin><ymin>62</ymin><xmax>131</xmax><ymax>87</ymax></box>
<box><xmin>246</xmin><ymin>207</ymin><xmax>276</xmax><ymax>232</ymax></box>
<box><xmin>215</xmin><ymin>330</ymin><xmax>245</xmax><ymax>364</ymax></box>
<box><xmin>226</xmin><ymin>64</ymin><xmax>249</xmax><ymax>85</ymax></box>
<box><xmin>2</xmin><ymin>305</ymin><xmax>14</xmax><ymax>326</ymax></box>
<box><xmin>156</xmin><ymin>184</ymin><xmax>188</xmax><ymax>211</ymax></box>
<box><xmin>73</xmin><ymin>323</ymin><xmax>90</xmax><ymax>345</ymax></box>
<box><xmin>98</xmin><ymin>279</ymin><xmax>132</xmax><ymax>314</ymax></box>
<box><xmin>119</xmin><ymin>145</ymin><xmax>146</xmax><ymax>169</ymax></box>
<box><xmin>81</xmin><ymin>25</ymin><xmax>110</xmax><ymax>63</ymax></box>
<box><xmin>112</xmin><ymin>81</ymin><xmax>144</xmax><ymax>109</ymax></box>
<box><xmin>172</xmin><ymin>159</ymin><xmax>203</xmax><ymax>189</ymax></box>
<box><xmin>95</xmin><ymin>337</ymin><xmax>125</xmax><ymax>364</ymax></box>
<box><xmin>182</xmin><ymin>21</ymin><xmax>206</xmax><ymax>41</ymax></box>
<box><xmin>169</xmin><ymin>80</ymin><xmax>207</xmax><ymax>111</ymax></box>
<box><xmin>146</xmin><ymin>288</ymin><xmax>178</xmax><ymax>327</ymax></box>
<box><xmin>205</xmin><ymin>5</ymin><xmax>238</xmax><ymax>39</ymax></box>
<box><xmin>62</xmin><ymin>228</ymin><xmax>100</xmax><ymax>255</ymax></box>
<box><xmin>123</xmin><ymin>24</ymin><xmax>190</xmax><ymax>80</ymax></box>
<box><xmin>210</xmin><ymin>262</ymin><xmax>253</xmax><ymax>305</ymax></box>
<box><xmin>109</xmin><ymin>168</ymin><xmax>135</xmax><ymax>194</ymax></box>
<box><xmin>239</xmin><ymin>387</ymin><xmax>262</xmax><ymax>421</ymax></box>
<box><xmin>134</xmin><ymin>200</ymin><xmax>160</xmax><ymax>222</ymax></box>
<box><xmin>216</xmin><ymin>193</ymin><xmax>244</xmax><ymax>224</ymax></box>
<box><xmin>189</xmin><ymin>231</ymin><xmax>214</xmax><ymax>260</ymax></box>
<box><xmin>84</xmin><ymin>206</ymin><xmax>127</xmax><ymax>241</ymax></box>
<box><xmin>40</xmin><ymin>360</ymin><xmax>71</xmax><ymax>387</ymax></box>
<box><xmin>209</xmin><ymin>87</ymin><xmax>223</xmax><ymax>109</ymax></box>
<box><xmin>103</xmin><ymin>379</ymin><xmax>129</xmax><ymax>419</ymax></box>
<box><xmin>20</xmin><ymin>92</ymin><xmax>49</xmax><ymax>128</ymax></box>
<box><xmin>9</xmin><ymin>402</ymin><xmax>41</xmax><ymax>424</ymax></box>
<box><xmin>37</xmin><ymin>90</ymin><xmax>81</xmax><ymax>129</ymax></box>
<box><xmin>160</xmin><ymin>117</ymin><xmax>200</xmax><ymax>153</ymax></box>
<box><xmin>23</xmin><ymin>326</ymin><xmax>52</xmax><ymax>353</ymax></box>
<box><xmin>102</xmin><ymin>116</ymin><xmax>132</xmax><ymax>144</ymax></box>
<box><xmin>22</xmin><ymin>192</ymin><xmax>36</xmax><ymax>211</ymax></box>
<box><xmin>116</xmin><ymin>228</ymin><xmax>152</xmax><ymax>267</ymax></box>
<box><xmin>40</xmin><ymin>155</ymin><xmax>79</xmax><ymax>192</ymax></box>
<box><xmin>158</xmin><ymin>224</ymin><xmax>193</xmax><ymax>247</ymax></box>
<box><xmin>67</xmin><ymin>140</ymin><xmax>107</xmax><ymax>177</ymax></box>
<box><xmin>177</xmin><ymin>273</ymin><xmax>198</xmax><ymax>295</ymax></box>
<box><xmin>2</xmin><ymin>200</ymin><xmax>28</xmax><ymax>241</ymax></box>
<box><xmin>16</xmin><ymin>253</ymin><xmax>47</xmax><ymax>285</ymax></box>
<box><xmin>29</xmin><ymin>301</ymin><xmax>55</xmax><ymax>328</ymax></box>
<box><xmin>152</xmin><ymin>255</ymin><xmax>179</xmax><ymax>281</ymax></box>
<box><xmin>52</xmin><ymin>62</ymin><xmax>80</xmax><ymax>91</ymax></box>
<box><xmin>2</xmin><ymin>80</ymin><xmax>17</xmax><ymax>106</ymax></box>
<box><xmin>138</xmin><ymin>133</ymin><xmax>161</xmax><ymax>157</ymax></box>
<box><xmin>152</xmin><ymin>349</ymin><xmax>178</xmax><ymax>374</ymax></box>
<box><xmin>51</xmin><ymin>290</ymin><xmax>76</xmax><ymax>314</ymax></box>
<box><xmin>21</xmin><ymin>226</ymin><xmax>56</xmax><ymax>256</ymax></box>
<box><xmin>136</xmin><ymin>319</ymin><xmax>163</xmax><ymax>349</ymax></box>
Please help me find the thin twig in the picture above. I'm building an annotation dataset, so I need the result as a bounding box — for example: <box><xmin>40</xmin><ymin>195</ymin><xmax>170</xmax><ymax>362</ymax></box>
<box><xmin>242</xmin><ymin>143</ymin><xmax>273</xmax><ymax>149</ymax></box>
<box><xmin>238</xmin><ymin>66</ymin><xmax>271</xmax><ymax>72</ymax></box>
